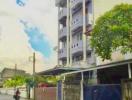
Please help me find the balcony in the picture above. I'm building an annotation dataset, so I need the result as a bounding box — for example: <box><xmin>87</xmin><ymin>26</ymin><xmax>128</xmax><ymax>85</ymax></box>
<box><xmin>87</xmin><ymin>54</ymin><xmax>95</xmax><ymax>65</ymax></box>
<box><xmin>87</xmin><ymin>39</ymin><xmax>92</xmax><ymax>52</ymax></box>
<box><xmin>58</xmin><ymin>48</ymin><xmax>67</xmax><ymax>59</ymax></box>
<box><xmin>72</xmin><ymin>14</ymin><xmax>83</xmax><ymax>31</ymax></box>
<box><xmin>59</xmin><ymin>8</ymin><xmax>67</xmax><ymax>20</ymax></box>
<box><xmin>72</xmin><ymin>40</ymin><xmax>83</xmax><ymax>55</ymax></box>
<box><xmin>72</xmin><ymin>13</ymin><xmax>92</xmax><ymax>33</ymax></box>
<box><xmin>72</xmin><ymin>40</ymin><xmax>92</xmax><ymax>55</ymax></box>
<box><xmin>71</xmin><ymin>0</ymin><xmax>82</xmax><ymax>8</ymax></box>
<box><xmin>59</xmin><ymin>27</ymin><xmax>67</xmax><ymax>40</ymax></box>
<box><xmin>55</xmin><ymin>0</ymin><xmax>66</xmax><ymax>7</ymax></box>
<box><xmin>71</xmin><ymin>0</ymin><xmax>89</xmax><ymax>8</ymax></box>
<box><xmin>72</xmin><ymin>60</ymin><xmax>83</xmax><ymax>67</ymax></box>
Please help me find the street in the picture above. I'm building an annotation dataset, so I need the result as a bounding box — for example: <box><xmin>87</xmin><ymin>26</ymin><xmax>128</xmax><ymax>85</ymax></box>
<box><xmin>0</xmin><ymin>94</ymin><xmax>26</xmax><ymax>100</ymax></box>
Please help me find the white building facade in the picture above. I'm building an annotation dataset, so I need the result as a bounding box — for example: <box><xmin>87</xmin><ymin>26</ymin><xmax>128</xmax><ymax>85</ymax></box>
<box><xmin>56</xmin><ymin>0</ymin><xmax>95</xmax><ymax>68</ymax></box>
<box><xmin>55</xmin><ymin>1</ymin><xmax>132</xmax><ymax>100</ymax></box>
<box><xmin>56</xmin><ymin>0</ymin><xmax>132</xmax><ymax>68</ymax></box>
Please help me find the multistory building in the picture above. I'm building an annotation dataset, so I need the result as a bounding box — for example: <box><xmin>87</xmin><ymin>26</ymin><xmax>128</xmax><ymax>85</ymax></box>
<box><xmin>56</xmin><ymin>0</ymin><xmax>95</xmax><ymax>68</ymax></box>
<box><xmin>56</xmin><ymin>0</ymin><xmax>132</xmax><ymax>68</ymax></box>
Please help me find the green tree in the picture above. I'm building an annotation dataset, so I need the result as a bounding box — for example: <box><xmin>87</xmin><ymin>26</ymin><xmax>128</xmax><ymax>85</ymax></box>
<box><xmin>34</xmin><ymin>75</ymin><xmax>60</xmax><ymax>86</ymax></box>
<box><xmin>3</xmin><ymin>75</ymin><xmax>26</xmax><ymax>88</ymax></box>
<box><xmin>3</xmin><ymin>75</ymin><xmax>60</xmax><ymax>88</ymax></box>
<box><xmin>91</xmin><ymin>4</ymin><xmax>132</xmax><ymax>60</ymax></box>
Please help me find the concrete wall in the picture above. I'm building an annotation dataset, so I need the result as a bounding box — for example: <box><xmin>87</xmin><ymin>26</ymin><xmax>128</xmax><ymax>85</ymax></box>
<box><xmin>0</xmin><ymin>88</ymin><xmax>33</xmax><ymax>98</ymax></box>
<box><xmin>35</xmin><ymin>87</ymin><xmax>57</xmax><ymax>100</ymax></box>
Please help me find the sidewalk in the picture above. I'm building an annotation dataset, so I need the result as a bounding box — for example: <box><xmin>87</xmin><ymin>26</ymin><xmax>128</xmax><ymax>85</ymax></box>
<box><xmin>0</xmin><ymin>94</ymin><xmax>26</xmax><ymax>100</ymax></box>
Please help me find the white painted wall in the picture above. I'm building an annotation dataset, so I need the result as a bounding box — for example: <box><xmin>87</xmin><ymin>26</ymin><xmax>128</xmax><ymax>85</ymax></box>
<box><xmin>0</xmin><ymin>88</ymin><xmax>33</xmax><ymax>98</ymax></box>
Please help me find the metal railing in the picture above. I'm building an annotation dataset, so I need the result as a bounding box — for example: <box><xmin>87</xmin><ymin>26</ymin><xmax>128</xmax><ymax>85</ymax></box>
<box><xmin>121</xmin><ymin>79</ymin><xmax>132</xmax><ymax>100</ymax></box>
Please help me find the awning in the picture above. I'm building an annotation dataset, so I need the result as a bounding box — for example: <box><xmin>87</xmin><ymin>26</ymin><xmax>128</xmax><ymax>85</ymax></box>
<box><xmin>37</xmin><ymin>59</ymin><xmax>132</xmax><ymax>76</ymax></box>
<box><xmin>37</xmin><ymin>67</ymin><xmax>82</xmax><ymax>75</ymax></box>
<box><xmin>62</xmin><ymin>59</ymin><xmax>132</xmax><ymax>76</ymax></box>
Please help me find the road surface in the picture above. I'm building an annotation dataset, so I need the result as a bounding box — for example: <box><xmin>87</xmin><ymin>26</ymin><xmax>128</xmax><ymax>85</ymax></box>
<box><xmin>0</xmin><ymin>94</ymin><xmax>26</xmax><ymax>100</ymax></box>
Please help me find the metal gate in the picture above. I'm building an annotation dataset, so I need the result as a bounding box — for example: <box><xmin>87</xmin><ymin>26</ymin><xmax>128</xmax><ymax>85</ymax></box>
<box><xmin>57</xmin><ymin>81</ymin><xmax>62</xmax><ymax>100</ymax></box>
<box><xmin>122</xmin><ymin>79</ymin><xmax>132</xmax><ymax>100</ymax></box>
<box><xmin>84</xmin><ymin>84</ymin><xmax>121</xmax><ymax>100</ymax></box>
<box><xmin>63</xmin><ymin>81</ymin><xmax>81</xmax><ymax>100</ymax></box>
<box><xmin>62</xmin><ymin>73</ymin><xmax>82</xmax><ymax>100</ymax></box>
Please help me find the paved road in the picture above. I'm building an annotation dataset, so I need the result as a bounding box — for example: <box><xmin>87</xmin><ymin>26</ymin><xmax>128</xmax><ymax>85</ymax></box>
<box><xmin>0</xmin><ymin>94</ymin><xmax>26</xmax><ymax>100</ymax></box>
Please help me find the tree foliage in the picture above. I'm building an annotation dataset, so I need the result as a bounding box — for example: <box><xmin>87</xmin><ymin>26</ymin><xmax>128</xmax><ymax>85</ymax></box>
<box><xmin>91</xmin><ymin>4</ymin><xmax>132</xmax><ymax>60</ymax></box>
<box><xmin>3</xmin><ymin>75</ymin><xmax>26</xmax><ymax>88</ymax></box>
<box><xmin>35</xmin><ymin>75</ymin><xmax>60</xmax><ymax>86</ymax></box>
<box><xmin>3</xmin><ymin>75</ymin><xmax>60</xmax><ymax>88</ymax></box>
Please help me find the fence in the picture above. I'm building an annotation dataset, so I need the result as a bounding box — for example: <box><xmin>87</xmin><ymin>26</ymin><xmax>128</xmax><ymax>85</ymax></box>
<box><xmin>63</xmin><ymin>84</ymin><xmax>81</xmax><ymax>100</ymax></box>
<box><xmin>35</xmin><ymin>87</ymin><xmax>57</xmax><ymax>100</ymax></box>
<box><xmin>84</xmin><ymin>84</ymin><xmax>121</xmax><ymax>100</ymax></box>
<box><xmin>57</xmin><ymin>81</ymin><xmax>62</xmax><ymax>100</ymax></box>
<box><xmin>63</xmin><ymin>80</ymin><xmax>81</xmax><ymax>100</ymax></box>
<box><xmin>122</xmin><ymin>79</ymin><xmax>132</xmax><ymax>100</ymax></box>
<box><xmin>0</xmin><ymin>88</ymin><xmax>28</xmax><ymax>98</ymax></box>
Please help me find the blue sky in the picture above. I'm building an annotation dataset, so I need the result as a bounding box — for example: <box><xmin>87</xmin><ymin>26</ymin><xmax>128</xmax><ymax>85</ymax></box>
<box><xmin>20</xmin><ymin>20</ymin><xmax>52</xmax><ymax>58</ymax></box>
<box><xmin>17</xmin><ymin>0</ymin><xmax>53</xmax><ymax>58</ymax></box>
<box><xmin>16</xmin><ymin>0</ymin><xmax>28</xmax><ymax>6</ymax></box>
<box><xmin>0</xmin><ymin>0</ymin><xmax>132</xmax><ymax>73</ymax></box>
<box><xmin>0</xmin><ymin>0</ymin><xmax>58</xmax><ymax>72</ymax></box>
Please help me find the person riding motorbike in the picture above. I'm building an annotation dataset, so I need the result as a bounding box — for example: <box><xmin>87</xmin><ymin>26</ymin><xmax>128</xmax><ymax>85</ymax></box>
<box><xmin>14</xmin><ymin>88</ymin><xmax>20</xmax><ymax>100</ymax></box>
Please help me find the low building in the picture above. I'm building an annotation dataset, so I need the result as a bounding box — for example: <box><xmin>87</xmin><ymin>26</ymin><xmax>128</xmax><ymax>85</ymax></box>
<box><xmin>0</xmin><ymin>72</ymin><xmax>2</xmax><ymax>87</ymax></box>
<box><xmin>0</xmin><ymin>68</ymin><xmax>27</xmax><ymax>81</ymax></box>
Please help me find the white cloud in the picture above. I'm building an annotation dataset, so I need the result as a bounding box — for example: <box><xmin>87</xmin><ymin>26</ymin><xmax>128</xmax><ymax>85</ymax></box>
<box><xmin>0</xmin><ymin>0</ymin><xmax>58</xmax><ymax>73</ymax></box>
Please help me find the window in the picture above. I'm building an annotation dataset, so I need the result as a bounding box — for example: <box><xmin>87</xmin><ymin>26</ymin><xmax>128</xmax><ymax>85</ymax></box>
<box><xmin>77</xmin><ymin>33</ymin><xmax>82</xmax><ymax>41</ymax></box>
<box><xmin>87</xmin><ymin>52</ymin><xmax>91</xmax><ymax>57</ymax></box>
<box><xmin>80</xmin><ymin>33</ymin><xmax>82</xmax><ymax>40</ymax></box>
<box><xmin>63</xmin><ymin>42</ymin><xmax>66</xmax><ymax>48</ymax></box>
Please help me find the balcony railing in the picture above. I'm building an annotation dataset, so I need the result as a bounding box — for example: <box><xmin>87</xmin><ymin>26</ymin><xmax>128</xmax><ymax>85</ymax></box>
<box><xmin>59</xmin><ymin>8</ymin><xmax>67</xmax><ymax>20</ymax></box>
<box><xmin>55</xmin><ymin>0</ymin><xmax>66</xmax><ymax>7</ymax></box>
<box><xmin>87</xmin><ymin>38</ymin><xmax>92</xmax><ymax>51</ymax></box>
<box><xmin>71</xmin><ymin>0</ymin><xmax>82</xmax><ymax>8</ymax></box>
<box><xmin>72</xmin><ymin>14</ymin><xmax>93</xmax><ymax>33</ymax></box>
<box><xmin>72</xmin><ymin>40</ymin><xmax>83</xmax><ymax>54</ymax></box>
<box><xmin>71</xmin><ymin>0</ymin><xmax>89</xmax><ymax>8</ymax></box>
<box><xmin>87</xmin><ymin>54</ymin><xmax>95</xmax><ymax>65</ymax></box>
<box><xmin>59</xmin><ymin>27</ymin><xmax>67</xmax><ymax>39</ymax></box>
<box><xmin>58</xmin><ymin>48</ymin><xmax>67</xmax><ymax>59</ymax></box>
<box><xmin>72</xmin><ymin>60</ymin><xmax>83</xmax><ymax>67</ymax></box>
<box><xmin>72</xmin><ymin>14</ymin><xmax>83</xmax><ymax>31</ymax></box>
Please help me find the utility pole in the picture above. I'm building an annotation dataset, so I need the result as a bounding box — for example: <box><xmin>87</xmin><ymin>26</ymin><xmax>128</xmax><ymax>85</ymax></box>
<box><xmin>14</xmin><ymin>64</ymin><xmax>17</xmax><ymax>91</ymax></box>
<box><xmin>14</xmin><ymin>64</ymin><xmax>17</xmax><ymax>76</ymax></box>
<box><xmin>33</xmin><ymin>52</ymin><xmax>36</xmax><ymax>100</ymax></box>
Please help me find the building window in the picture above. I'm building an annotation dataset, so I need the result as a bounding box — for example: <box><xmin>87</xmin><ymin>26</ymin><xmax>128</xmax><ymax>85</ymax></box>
<box><xmin>87</xmin><ymin>52</ymin><xmax>91</xmax><ymax>57</ymax></box>
<box><xmin>80</xmin><ymin>33</ymin><xmax>82</xmax><ymax>40</ymax></box>
<box><xmin>77</xmin><ymin>33</ymin><xmax>82</xmax><ymax>41</ymax></box>
<box><xmin>63</xmin><ymin>42</ymin><xmax>66</xmax><ymax>48</ymax></box>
